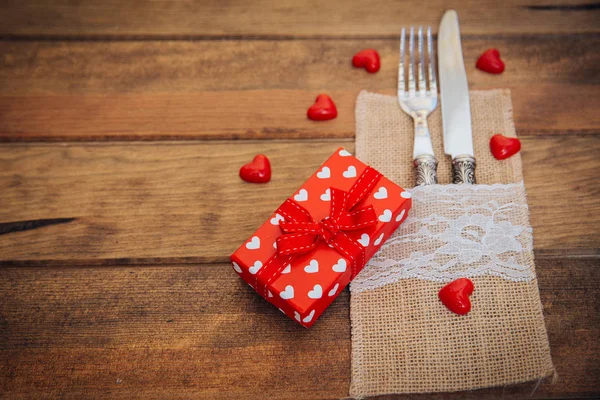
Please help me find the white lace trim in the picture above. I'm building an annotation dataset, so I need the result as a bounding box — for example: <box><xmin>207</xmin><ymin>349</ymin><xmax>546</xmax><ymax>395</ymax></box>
<box><xmin>351</xmin><ymin>182</ymin><xmax>536</xmax><ymax>293</ymax></box>
<box><xmin>409</xmin><ymin>181</ymin><xmax>527</xmax><ymax>193</ymax></box>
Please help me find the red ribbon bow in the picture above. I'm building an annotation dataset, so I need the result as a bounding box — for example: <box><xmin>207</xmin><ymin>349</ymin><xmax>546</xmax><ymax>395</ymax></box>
<box><xmin>254</xmin><ymin>166</ymin><xmax>381</xmax><ymax>297</ymax></box>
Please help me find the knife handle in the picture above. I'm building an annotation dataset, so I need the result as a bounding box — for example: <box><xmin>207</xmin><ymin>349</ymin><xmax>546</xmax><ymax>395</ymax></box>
<box><xmin>414</xmin><ymin>154</ymin><xmax>438</xmax><ymax>186</ymax></box>
<box><xmin>452</xmin><ymin>155</ymin><xmax>476</xmax><ymax>184</ymax></box>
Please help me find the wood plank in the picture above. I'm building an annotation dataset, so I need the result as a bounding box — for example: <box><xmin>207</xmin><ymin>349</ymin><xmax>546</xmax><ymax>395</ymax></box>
<box><xmin>1</xmin><ymin>257</ymin><xmax>598</xmax><ymax>399</ymax></box>
<box><xmin>1</xmin><ymin>36</ymin><xmax>597</xmax><ymax>141</ymax></box>
<box><xmin>522</xmin><ymin>135</ymin><xmax>600</xmax><ymax>254</ymax></box>
<box><xmin>2</xmin><ymin>37</ymin><xmax>597</xmax><ymax>95</ymax></box>
<box><xmin>1</xmin><ymin>86</ymin><xmax>598</xmax><ymax>142</ymax></box>
<box><xmin>0</xmin><ymin>91</ymin><xmax>356</xmax><ymax>142</ymax></box>
<box><xmin>0</xmin><ymin>263</ymin><xmax>351</xmax><ymax>400</ymax></box>
<box><xmin>1</xmin><ymin>0</ymin><xmax>599</xmax><ymax>37</ymax></box>
<box><xmin>0</xmin><ymin>138</ymin><xmax>598</xmax><ymax>264</ymax></box>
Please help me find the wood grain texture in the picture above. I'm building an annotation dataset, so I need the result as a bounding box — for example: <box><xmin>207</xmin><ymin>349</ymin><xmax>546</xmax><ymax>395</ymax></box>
<box><xmin>0</xmin><ymin>138</ymin><xmax>598</xmax><ymax>265</ymax></box>
<box><xmin>0</xmin><ymin>264</ymin><xmax>352</xmax><ymax>400</ymax></box>
<box><xmin>2</xmin><ymin>36</ymin><xmax>597</xmax><ymax>95</ymax></box>
<box><xmin>1</xmin><ymin>86</ymin><xmax>598</xmax><ymax>142</ymax></box>
<box><xmin>0</xmin><ymin>257</ymin><xmax>598</xmax><ymax>399</ymax></box>
<box><xmin>1</xmin><ymin>0</ymin><xmax>599</xmax><ymax>37</ymax></box>
<box><xmin>1</xmin><ymin>36</ymin><xmax>597</xmax><ymax>141</ymax></box>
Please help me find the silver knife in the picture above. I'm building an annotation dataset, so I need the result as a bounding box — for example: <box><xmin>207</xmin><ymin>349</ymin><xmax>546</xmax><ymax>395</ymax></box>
<box><xmin>438</xmin><ymin>10</ymin><xmax>476</xmax><ymax>184</ymax></box>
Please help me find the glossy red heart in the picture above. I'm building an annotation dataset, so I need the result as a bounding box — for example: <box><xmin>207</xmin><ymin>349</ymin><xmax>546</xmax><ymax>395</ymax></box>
<box><xmin>438</xmin><ymin>278</ymin><xmax>474</xmax><ymax>315</ymax></box>
<box><xmin>239</xmin><ymin>154</ymin><xmax>271</xmax><ymax>183</ymax></box>
<box><xmin>490</xmin><ymin>134</ymin><xmax>521</xmax><ymax>160</ymax></box>
<box><xmin>307</xmin><ymin>94</ymin><xmax>338</xmax><ymax>121</ymax></box>
<box><xmin>352</xmin><ymin>49</ymin><xmax>381</xmax><ymax>73</ymax></box>
<box><xmin>476</xmin><ymin>48</ymin><xmax>505</xmax><ymax>74</ymax></box>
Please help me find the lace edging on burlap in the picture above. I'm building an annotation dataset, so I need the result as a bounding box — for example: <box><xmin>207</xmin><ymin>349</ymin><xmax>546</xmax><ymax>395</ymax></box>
<box><xmin>351</xmin><ymin>182</ymin><xmax>536</xmax><ymax>293</ymax></box>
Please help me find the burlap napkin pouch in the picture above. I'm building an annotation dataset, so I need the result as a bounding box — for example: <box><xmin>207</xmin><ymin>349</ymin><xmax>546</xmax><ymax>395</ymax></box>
<box><xmin>350</xmin><ymin>89</ymin><xmax>555</xmax><ymax>397</ymax></box>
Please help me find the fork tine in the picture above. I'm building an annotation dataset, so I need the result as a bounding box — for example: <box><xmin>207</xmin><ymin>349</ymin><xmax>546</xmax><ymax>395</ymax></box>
<box><xmin>408</xmin><ymin>26</ymin><xmax>416</xmax><ymax>95</ymax></box>
<box><xmin>427</xmin><ymin>26</ymin><xmax>437</xmax><ymax>95</ymax></box>
<box><xmin>398</xmin><ymin>27</ymin><xmax>406</xmax><ymax>97</ymax></box>
<box><xmin>418</xmin><ymin>26</ymin><xmax>426</xmax><ymax>95</ymax></box>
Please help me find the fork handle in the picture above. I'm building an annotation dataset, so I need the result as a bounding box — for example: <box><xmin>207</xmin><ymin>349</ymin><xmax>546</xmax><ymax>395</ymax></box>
<box><xmin>414</xmin><ymin>154</ymin><xmax>438</xmax><ymax>186</ymax></box>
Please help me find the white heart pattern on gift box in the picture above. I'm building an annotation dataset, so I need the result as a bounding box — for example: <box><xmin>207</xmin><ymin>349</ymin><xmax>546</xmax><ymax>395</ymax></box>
<box><xmin>302</xmin><ymin>310</ymin><xmax>315</xmax><ymax>323</ymax></box>
<box><xmin>232</xmin><ymin>262</ymin><xmax>242</xmax><ymax>274</ymax></box>
<box><xmin>339</xmin><ymin>149</ymin><xmax>352</xmax><ymax>157</ymax></box>
<box><xmin>328</xmin><ymin>283</ymin><xmax>340</xmax><ymax>297</ymax></box>
<box><xmin>308</xmin><ymin>284</ymin><xmax>323</xmax><ymax>299</ymax></box>
<box><xmin>304</xmin><ymin>260</ymin><xmax>319</xmax><ymax>273</ymax></box>
<box><xmin>358</xmin><ymin>233</ymin><xmax>370</xmax><ymax>247</ymax></box>
<box><xmin>245</xmin><ymin>236</ymin><xmax>260</xmax><ymax>250</ymax></box>
<box><xmin>317</xmin><ymin>166</ymin><xmax>331</xmax><ymax>179</ymax></box>
<box><xmin>343</xmin><ymin>166</ymin><xmax>357</xmax><ymax>178</ymax></box>
<box><xmin>332</xmin><ymin>258</ymin><xmax>347</xmax><ymax>273</ymax></box>
<box><xmin>400</xmin><ymin>191</ymin><xmax>412</xmax><ymax>199</ymax></box>
<box><xmin>281</xmin><ymin>264</ymin><xmax>291</xmax><ymax>274</ymax></box>
<box><xmin>280</xmin><ymin>285</ymin><xmax>294</xmax><ymax>300</ymax></box>
<box><xmin>373</xmin><ymin>186</ymin><xmax>388</xmax><ymax>199</ymax></box>
<box><xmin>395</xmin><ymin>209</ymin><xmax>406</xmax><ymax>222</ymax></box>
<box><xmin>294</xmin><ymin>189</ymin><xmax>308</xmax><ymax>202</ymax></box>
<box><xmin>378</xmin><ymin>209</ymin><xmax>392</xmax><ymax>222</ymax></box>
<box><xmin>270</xmin><ymin>213</ymin><xmax>284</xmax><ymax>225</ymax></box>
<box><xmin>320</xmin><ymin>188</ymin><xmax>331</xmax><ymax>201</ymax></box>
<box><xmin>249</xmin><ymin>261</ymin><xmax>263</xmax><ymax>274</ymax></box>
<box><xmin>374</xmin><ymin>233</ymin><xmax>385</xmax><ymax>246</ymax></box>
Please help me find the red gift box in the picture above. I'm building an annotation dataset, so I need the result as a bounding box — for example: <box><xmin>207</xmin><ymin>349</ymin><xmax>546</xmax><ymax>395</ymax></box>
<box><xmin>231</xmin><ymin>148</ymin><xmax>412</xmax><ymax>327</ymax></box>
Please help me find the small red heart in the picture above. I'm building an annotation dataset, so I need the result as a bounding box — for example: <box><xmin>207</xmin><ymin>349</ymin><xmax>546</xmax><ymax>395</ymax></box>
<box><xmin>307</xmin><ymin>94</ymin><xmax>338</xmax><ymax>121</ymax></box>
<box><xmin>476</xmin><ymin>48</ymin><xmax>505</xmax><ymax>74</ymax></box>
<box><xmin>352</xmin><ymin>49</ymin><xmax>381</xmax><ymax>73</ymax></box>
<box><xmin>438</xmin><ymin>278</ymin><xmax>474</xmax><ymax>315</ymax></box>
<box><xmin>490</xmin><ymin>134</ymin><xmax>521</xmax><ymax>160</ymax></box>
<box><xmin>239</xmin><ymin>154</ymin><xmax>271</xmax><ymax>183</ymax></box>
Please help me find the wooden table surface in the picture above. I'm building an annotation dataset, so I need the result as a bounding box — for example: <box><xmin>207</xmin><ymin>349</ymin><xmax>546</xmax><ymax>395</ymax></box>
<box><xmin>1</xmin><ymin>1</ymin><xmax>599</xmax><ymax>399</ymax></box>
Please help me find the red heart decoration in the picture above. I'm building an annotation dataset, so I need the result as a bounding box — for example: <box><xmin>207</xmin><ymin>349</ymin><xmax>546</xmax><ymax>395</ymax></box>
<box><xmin>438</xmin><ymin>278</ymin><xmax>474</xmax><ymax>315</ymax></box>
<box><xmin>476</xmin><ymin>48</ymin><xmax>505</xmax><ymax>74</ymax></box>
<box><xmin>490</xmin><ymin>134</ymin><xmax>521</xmax><ymax>160</ymax></box>
<box><xmin>352</xmin><ymin>49</ymin><xmax>381</xmax><ymax>73</ymax></box>
<box><xmin>239</xmin><ymin>154</ymin><xmax>271</xmax><ymax>183</ymax></box>
<box><xmin>307</xmin><ymin>94</ymin><xmax>338</xmax><ymax>121</ymax></box>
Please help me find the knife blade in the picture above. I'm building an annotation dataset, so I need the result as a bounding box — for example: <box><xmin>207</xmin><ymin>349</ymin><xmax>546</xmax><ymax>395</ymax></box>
<box><xmin>438</xmin><ymin>10</ymin><xmax>476</xmax><ymax>184</ymax></box>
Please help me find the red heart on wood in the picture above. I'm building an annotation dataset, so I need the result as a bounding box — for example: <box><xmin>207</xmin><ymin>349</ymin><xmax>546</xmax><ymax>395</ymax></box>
<box><xmin>490</xmin><ymin>134</ymin><xmax>521</xmax><ymax>160</ymax></box>
<box><xmin>438</xmin><ymin>278</ymin><xmax>474</xmax><ymax>315</ymax></box>
<box><xmin>476</xmin><ymin>48</ymin><xmax>505</xmax><ymax>74</ymax></box>
<box><xmin>239</xmin><ymin>154</ymin><xmax>271</xmax><ymax>183</ymax></box>
<box><xmin>307</xmin><ymin>94</ymin><xmax>338</xmax><ymax>121</ymax></box>
<box><xmin>352</xmin><ymin>49</ymin><xmax>381</xmax><ymax>73</ymax></box>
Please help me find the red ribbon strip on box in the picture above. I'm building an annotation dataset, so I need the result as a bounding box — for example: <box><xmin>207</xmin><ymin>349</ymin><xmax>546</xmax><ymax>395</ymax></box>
<box><xmin>254</xmin><ymin>166</ymin><xmax>382</xmax><ymax>297</ymax></box>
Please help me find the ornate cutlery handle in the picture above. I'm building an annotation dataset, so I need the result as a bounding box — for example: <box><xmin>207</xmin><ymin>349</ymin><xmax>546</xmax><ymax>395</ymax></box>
<box><xmin>414</xmin><ymin>154</ymin><xmax>438</xmax><ymax>186</ymax></box>
<box><xmin>452</xmin><ymin>155</ymin><xmax>476</xmax><ymax>184</ymax></box>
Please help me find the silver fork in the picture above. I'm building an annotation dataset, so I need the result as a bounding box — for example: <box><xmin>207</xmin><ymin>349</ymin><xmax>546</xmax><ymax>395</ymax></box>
<box><xmin>398</xmin><ymin>26</ymin><xmax>438</xmax><ymax>186</ymax></box>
